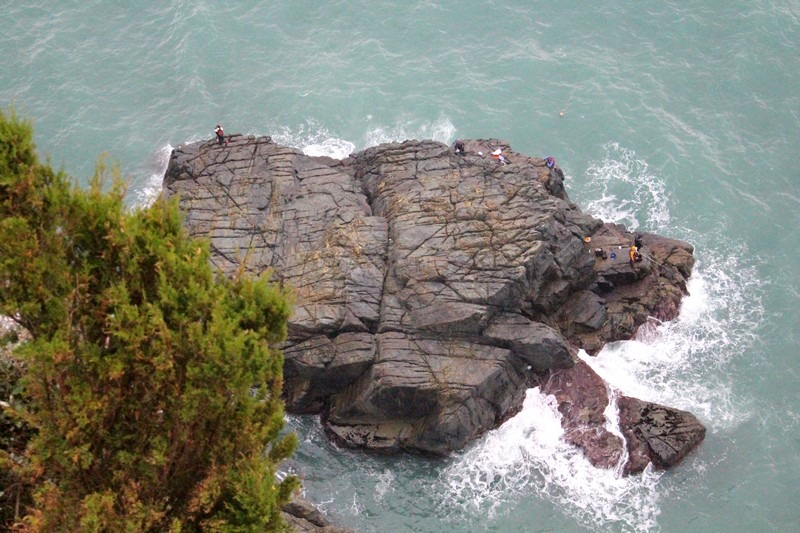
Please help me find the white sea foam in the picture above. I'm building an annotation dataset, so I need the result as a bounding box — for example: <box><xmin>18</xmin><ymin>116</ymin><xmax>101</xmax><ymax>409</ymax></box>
<box><xmin>437</xmin><ymin>143</ymin><xmax>765</xmax><ymax>531</ymax></box>
<box><xmin>363</xmin><ymin>115</ymin><xmax>456</xmax><ymax>148</ymax></box>
<box><xmin>572</xmin><ymin>142</ymin><xmax>763</xmax><ymax>430</ymax></box>
<box><xmin>579</xmin><ymin>143</ymin><xmax>671</xmax><ymax>232</ymax></box>
<box><xmin>373</xmin><ymin>469</ymin><xmax>396</xmax><ymax>503</ymax></box>
<box><xmin>130</xmin><ymin>143</ymin><xmax>174</xmax><ymax>209</ymax></box>
<box><xmin>264</xmin><ymin>116</ymin><xmax>455</xmax><ymax>158</ymax></box>
<box><xmin>302</xmin><ymin>137</ymin><xmax>356</xmax><ymax>159</ymax></box>
<box><xmin>604</xmin><ymin>388</ymin><xmax>629</xmax><ymax>477</ymax></box>
<box><xmin>129</xmin><ymin>123</ymin><xmax>356</xmax><ymax>210</ymax></box>
<box><xmin>580</xmin><ymin>245</ymin><xmax>763</xmax><ymax>431</ymax></box>
<box><xmin>127</xmin><ymin>131</ymin><xmax>763</xmax><ymax>533</ymax></box>
<box><xmin>271</xmin><ymin>121</ymin><xmax>356</xmax><ymax>160</ymax></box>
<box><xmin>440</xmin><ymin>388</ymin><xmax>663</xmax><ymax>532</ymax></box>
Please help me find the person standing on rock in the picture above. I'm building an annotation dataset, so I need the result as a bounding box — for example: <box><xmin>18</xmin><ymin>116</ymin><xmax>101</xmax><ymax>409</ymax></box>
<box><xmin>214</xmin><ymin>124</ymin><xmax>225</xmax><ymax>145</ymax></box>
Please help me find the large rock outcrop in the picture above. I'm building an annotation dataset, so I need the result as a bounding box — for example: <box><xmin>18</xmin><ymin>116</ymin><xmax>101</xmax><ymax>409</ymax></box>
<box><xmin>163</xmin><ymin>135</ymin><xmax>703</xmax><ymax>473</ymax></box>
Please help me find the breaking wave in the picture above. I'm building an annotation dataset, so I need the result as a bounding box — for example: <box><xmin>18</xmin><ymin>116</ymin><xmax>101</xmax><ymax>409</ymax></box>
<box><xmin>572</xmin><ymin>142</ymin><xmax>764</xmax><ymax>430</ymax></box>
<box><xmin>362</xmin><ymin>115</ymin><xmax>456</xmax><ymax>148</ymax></box>
<box><xmin>439</xmin><ymin>388</ymin><xmax>664</xmax><ymax>532</ymax></box>
<box><xmin>271</xmin><ymin>120</ymin><xmax>356</xmax><ymax>159</ymax></box>
<box><xmin>577</xmin><ymin>142</ymin><xmax>671</xmax><ymax>232</ymax></box>
<box><xmin>132</xmin><ymin>132</ymin><xmax>764</xmax><ymax>533</ymax></box>
<box><xmin>436</xmin><ymin>240</ymin><xmax>763</xmax><ymax>532</ymax></box>
<box><xmin>129</xmin><ymin>143</ymin><xmax>174</xmax><ymax>209</ymax></box>
<box><xmin>128</xmin><ymin>116</ymin><xmax>457</xmax><ymax>208</ymax></box>
<box><xmin>582</xmin><ymin>240</ymin><xmax>764</xmax><ymax>431</ymax></box>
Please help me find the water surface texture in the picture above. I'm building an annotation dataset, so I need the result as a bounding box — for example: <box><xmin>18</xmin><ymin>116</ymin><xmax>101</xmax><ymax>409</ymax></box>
<box><xmin>3</xmin><ymin>2</ymin><xmax>799</xmax><ymax>531</ymax></box>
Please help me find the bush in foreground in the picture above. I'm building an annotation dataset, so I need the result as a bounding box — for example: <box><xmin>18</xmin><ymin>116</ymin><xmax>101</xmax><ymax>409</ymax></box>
<box><xmin>0</xmin><ymin>109</ymin><xmax>298</xmax><ymax>532</ymax></box>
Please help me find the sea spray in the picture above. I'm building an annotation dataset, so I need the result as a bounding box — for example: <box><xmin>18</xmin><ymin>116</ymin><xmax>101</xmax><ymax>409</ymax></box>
<box><xmin>573</xmin><ymin>142</ymin><xmax>671</xmax><ymax>232</ymax></box>
<box><xmin>580</xmin><ymin>254</ymin><xmax>762</xmax><ymax>432</ymax></box>
<box><xmin>572</xmin><ymin>142</ymin><xmax>763</xmax><ymax>431</ymax></box>
<box><xmin>272</xmin><ymin>115</ymin><xmax>456</xmax><ymax>159</ymax></box>
<box><xmin>129</xmin><ymin>117</ymin><xmax>458</xmax><ymax>209</ymax></box>
<box><xmin>271</xmin><ymin>120</ymin><xmax>356</xmax><ymax>159</ymax></box>
<box><xmin>132</xmin><ymin>122</ymin><xmax>764</xmax><ymax>533</ymax></box>
<box><xmin>439</xmin><ymin>388</ymin><xmax>664</xmax><ymax>532</ymax></box>
<box><xmin>130</xmin><ymin>143</ymin><xmax>174</xmax><ymax>208</ymax></box>
<box><xmin>603</xmin><ymin>386</ymin><xmax>630</xmax><ymax>478</ymax></box>
<box><xmin>363</xmin><ymin>115</ymin><xmax>455</xmax><ymax>148</ymax></box>
<box><xmin>129</xmin><ymin>130</ymin><xmax>212</xmax><ymax>209</ymax></box>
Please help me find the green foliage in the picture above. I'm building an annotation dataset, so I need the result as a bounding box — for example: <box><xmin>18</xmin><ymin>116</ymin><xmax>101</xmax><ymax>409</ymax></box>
<box><xmin>0</xmin><ymin>341</ymin><xmax>35</xmax><ymax>530</ymax></box>
<box><xmin>0</xmin><ymin>109</ymin><xmax>298</xmax><ymax>531</ymax></box>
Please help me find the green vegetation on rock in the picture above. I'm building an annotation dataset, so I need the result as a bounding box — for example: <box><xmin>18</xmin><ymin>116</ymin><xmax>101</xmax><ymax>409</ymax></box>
<box><xmin>0</xmin><ymin>109</ymin><xmax>298</xmax><ymax>532</ymax></box>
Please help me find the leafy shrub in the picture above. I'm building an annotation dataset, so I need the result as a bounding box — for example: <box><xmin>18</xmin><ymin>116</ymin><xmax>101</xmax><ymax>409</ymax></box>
<box><xmin>0</xmin><ymin>109</ymin><xmax>298</xmax><ymax>532</ymax></box>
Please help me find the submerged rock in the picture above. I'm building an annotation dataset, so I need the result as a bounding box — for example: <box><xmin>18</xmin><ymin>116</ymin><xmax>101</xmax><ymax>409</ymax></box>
<box><xmin>163</xmin><ymin>135</ymin><xmax>704</xmax><ymax>472</ymax></box>
<box><xmin>282</xmin><ymin>497</ymin><xmax>353</xmax><ymax>532</ymax></box>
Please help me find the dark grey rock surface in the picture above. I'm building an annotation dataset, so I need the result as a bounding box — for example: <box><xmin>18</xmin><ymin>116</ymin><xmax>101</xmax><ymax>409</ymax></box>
<box><xmin>617</xmin><ymin>395</ymin><xmax>707</xmax><ymax>474</ymax></box>
<box><xmin>163</xmin><ymin>134</ymin><xmax>703</xmax><ymax>472</ymax></box>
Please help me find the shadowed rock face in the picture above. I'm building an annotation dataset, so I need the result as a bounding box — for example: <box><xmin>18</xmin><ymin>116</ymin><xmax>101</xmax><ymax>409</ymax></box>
<box><xmin>163</xmin><ymin>134</ymin><xmax>704</xmax><ymax>472</ymax></box>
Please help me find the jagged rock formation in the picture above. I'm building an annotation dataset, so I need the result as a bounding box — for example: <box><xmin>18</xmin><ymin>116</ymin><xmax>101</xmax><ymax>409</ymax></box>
<box><xmin>282</xmin><ymin>498</ymin><xmax>353</xmax><ymax>533</ymax></box>
<box><xmin>163</xmin><ymin>135</ymin><xmax>704</xmax><ymax>473</ymax></box>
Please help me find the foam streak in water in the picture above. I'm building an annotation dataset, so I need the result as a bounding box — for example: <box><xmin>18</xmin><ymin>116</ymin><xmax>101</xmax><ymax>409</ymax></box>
<box><xmin>604</xmin><ymin>387</ymin><xmax>630</xmax><ymax>478</ymax></box>
<box><xmin>579</xmin><ymin>143</ymin><xmax>671</xmax><ymax>231</ymax></box>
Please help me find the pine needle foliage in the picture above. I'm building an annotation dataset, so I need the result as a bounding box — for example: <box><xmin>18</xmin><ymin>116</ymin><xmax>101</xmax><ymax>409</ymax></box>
<box><xmin>0</xmin><ymin>109</ymin><xmax>298</xmax><ymax>532</ymax></box>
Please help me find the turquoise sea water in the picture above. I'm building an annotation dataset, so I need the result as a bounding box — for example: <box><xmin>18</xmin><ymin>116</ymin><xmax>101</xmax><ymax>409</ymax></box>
<box><xmin>2</xmin><ymin>2</ymin><xmax>799</xmax><ymax>531</ymax></box>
